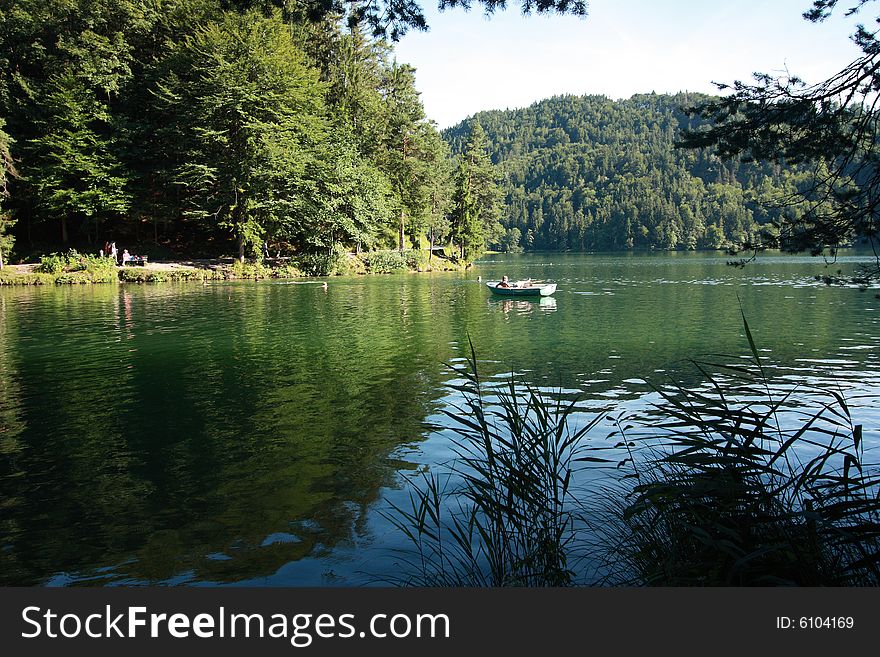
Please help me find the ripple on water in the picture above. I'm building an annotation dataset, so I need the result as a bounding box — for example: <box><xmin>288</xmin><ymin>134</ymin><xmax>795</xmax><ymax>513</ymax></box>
<box><xmin>2</xmin><ymin>253</ymin><xmax>880</xmax><ymax>585</ymax></box>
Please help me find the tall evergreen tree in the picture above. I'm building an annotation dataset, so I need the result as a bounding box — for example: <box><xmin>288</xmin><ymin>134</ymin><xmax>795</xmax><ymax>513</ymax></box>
<box><xmin>421</xmin><ymin>128</ymin><xmax>454</xmax><ymax>259</ymax></box>
<box><xmin>450</xmin><ymin>122</ymin><xmax>501</xmax><ymax>261</ymax></box>
<box><xmin>379</xmin><ymin>61</ymin><xmax>432</xmax><ymax>252</ymax></box>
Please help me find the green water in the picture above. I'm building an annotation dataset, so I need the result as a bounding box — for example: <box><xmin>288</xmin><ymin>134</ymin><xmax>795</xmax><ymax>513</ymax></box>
<box><xmin>1</xmin><ymin>252</ymin><xmax>879</xmax><ymax>585</ymax></box>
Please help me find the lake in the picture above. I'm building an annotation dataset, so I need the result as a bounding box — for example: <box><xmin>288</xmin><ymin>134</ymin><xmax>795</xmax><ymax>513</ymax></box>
<box><xmin>1</xmin><ymin>251</ymin><xmax>879</xmax><ymax>585</ymax></box>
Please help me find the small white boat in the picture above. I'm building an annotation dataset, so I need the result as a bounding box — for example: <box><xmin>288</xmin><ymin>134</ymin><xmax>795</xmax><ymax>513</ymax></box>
<box><xmin>486</xmin><ymin>281</ymin><xmax>557</xmax><ymax>297</ymax></box>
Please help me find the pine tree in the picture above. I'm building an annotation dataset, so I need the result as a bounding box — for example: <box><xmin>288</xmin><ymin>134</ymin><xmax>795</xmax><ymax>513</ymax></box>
<box><xmin>450</xmin><ymin>123</ymin><xmax>501</xmax><ymax>261</ymax></box>
<box><xmin>421</xmin><ymin>128</ymin><xmax>454</xmax><ymax>261</ymax></box>
<box><xmin>379</xmin><ymin>61</ymin><xmax>433</xmax><ymax>252</ymax></box>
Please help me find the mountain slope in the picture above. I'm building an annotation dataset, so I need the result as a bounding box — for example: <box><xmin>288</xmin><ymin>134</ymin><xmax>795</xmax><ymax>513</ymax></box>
<box><xmin>443</xmin><ymin>93</ymin><xmax>797</xmax><ymax>252</ymax></box>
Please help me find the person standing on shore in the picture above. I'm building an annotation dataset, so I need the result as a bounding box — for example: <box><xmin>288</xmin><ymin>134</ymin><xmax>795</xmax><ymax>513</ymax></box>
<box><xmin>110</xmin><ymin>242</ymin><xmax>118</xmax><ymax>264</ymax></box>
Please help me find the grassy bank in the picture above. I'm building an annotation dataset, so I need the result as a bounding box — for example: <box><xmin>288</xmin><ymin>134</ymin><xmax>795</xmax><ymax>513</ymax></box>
<box><xmin>0</xmin><ymin>249</ymin><xmax>466</xmax><ymax>285</ymax></box>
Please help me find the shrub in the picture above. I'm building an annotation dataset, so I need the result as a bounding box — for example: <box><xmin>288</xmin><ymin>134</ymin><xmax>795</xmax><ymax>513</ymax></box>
<box><xmin>271</xmin><ymin>263</ymin><xmax>302</xmax><ymax>279</ymax></box>
<box><xmin>230</xmin><ymin>261</ymin><xmax>301</xmax><ymax>280</ymax></box>
<box><xmin>404</xmin><ymin>249</ymin><xmax>428</xmax><ymax>271</ymax></box>
<box><xmin>0</xmin><ymin>271</ymin><xmax>54</xmax><ymax>285</ymax></box>
<box><xmin>36</xmin><ymin>253</ymin><xmax>65</xmax><ymax>274</ymax></box>
<box><xmin>296</xmin><ymin>252</ymin><xmax>338</xmax><ymax>277</ymax></box>
<box><xmin>360</xmin><ymin>250</ymin><xmax>408</xmax><ymax>274</ymax></box>
<box><xmin>54</xmin><ymin>271</ymin><xmax>94</xmax><ymax>284</ymax></box>
<box><xmin>119</xmin><ymin>269</ymin><xmax>167</xmax><ymax>283</ymax></box>
<box><xmin>334</xmin><ymin>253</ymin><xmax>366</xmax><ymax>276</ymax></box>
<box><xmin>36</xmin><ymin>249</ymin><xmax>116</xmax><ymax>277</ymax></box>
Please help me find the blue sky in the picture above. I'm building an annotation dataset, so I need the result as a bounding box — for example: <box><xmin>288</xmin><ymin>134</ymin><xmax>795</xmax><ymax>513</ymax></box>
<box><xmin>394</xmin><ymin>0</ymin><xmax>867</xmax><ymax>128</ymax></box>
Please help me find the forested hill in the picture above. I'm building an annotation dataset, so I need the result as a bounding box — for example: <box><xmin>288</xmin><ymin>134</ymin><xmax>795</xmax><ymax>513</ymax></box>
<box><xmin>443</xmin><ymin>93</ymin><xmax>800</xmax><ymax>252</ymax></box>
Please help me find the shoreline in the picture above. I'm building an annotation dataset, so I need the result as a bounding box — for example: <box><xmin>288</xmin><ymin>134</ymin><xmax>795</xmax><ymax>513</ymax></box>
<box><xmin>0</xmin><ymin>253</ymin><xmax>467</xmax><ymax>286</ymax></box>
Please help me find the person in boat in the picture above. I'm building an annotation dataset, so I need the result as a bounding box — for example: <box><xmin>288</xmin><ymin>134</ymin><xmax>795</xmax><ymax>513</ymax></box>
<box><xmin>497</xmin><ymin>275</ymin><xmax>513</xmax><ymax>288</ymax></box>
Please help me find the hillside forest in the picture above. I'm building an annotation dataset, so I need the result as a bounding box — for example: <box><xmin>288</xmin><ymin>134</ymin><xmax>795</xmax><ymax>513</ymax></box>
<box><xmin>444</xmin><ymin>93</ymin><xmax>827</xmax><ymax>254</ymax></box>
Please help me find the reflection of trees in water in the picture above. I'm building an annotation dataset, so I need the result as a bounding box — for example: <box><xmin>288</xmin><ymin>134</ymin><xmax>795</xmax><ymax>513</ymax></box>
<box><xmin>0</xmin><ymin>282</ymin><xmax>451</xmax><ymax>585</ymax></box>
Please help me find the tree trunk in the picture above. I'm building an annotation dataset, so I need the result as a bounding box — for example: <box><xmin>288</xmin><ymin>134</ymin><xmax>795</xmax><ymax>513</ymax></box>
<box><xmin>398</xmin><ymin>209</ymin><xmax>405</xmax><ymax>253</ymax></box>
<box><xmin>61</xmin><ymin>216</ymin><xmax>68</xmax><ymax>244</ymax></box>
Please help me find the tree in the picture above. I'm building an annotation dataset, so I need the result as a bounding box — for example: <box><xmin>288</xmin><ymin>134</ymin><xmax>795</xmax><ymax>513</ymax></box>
<box><xmin>677</xmin><ymin>0</ymin><xmax>880</xmax><ymax>275</ymax></box>
<box><xmin>238</xmin><ymin>0</ymin><xmax>589</xmax><ymax>41</ymax></box>
<box><xmin>421</xmin><ymin>128</ymin><xmax>454</xmax><ymax>260</ymax></box>
<box><xmin>28</xmin><ymin>73</ymin><xmax>131</xmax><ymax>244</ymax></box>
<box><xmin>0</xmin><ymin>119</ymin><xmax>16</xmax><ymax>269</ymax></box>
<box><xmin>378</xmin><ymin>61</ymin><xmax>433</xmax><ymax>252</ymax></box>
<box><xmin>499</xmin><ymin>226</ymin><xmax>524</xmax><ymax>253</ymax></box>
<box><xmin>305</xmin><ymin>137</ymin><xmax>395</xmax><ymax>254</ymax></box>
<box><xmin>154</xmin><ymin>9</ymin><xmax>327</xmax><ymax>262</ymax></box>
<box><xmin>450</xmin><ymin>122</ymin><xmax>501</xmax><ymax>261</ymax></box>
<box><xmin>0</xmin><ymin>0</ymin><xmax>152</xmax><ymax>245</ymax></box>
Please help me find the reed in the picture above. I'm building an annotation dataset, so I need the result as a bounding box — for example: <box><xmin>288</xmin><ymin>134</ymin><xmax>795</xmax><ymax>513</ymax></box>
<box><xmin>384</xmin><ymin>340</ymin><xmax>602</xmax><ymax>586</ymax></box>
<box><xmin>593</xmin><ymin>313</ymin><xmax>880</xmax><ymax>585</ymax></box>
<box><xmin>387</xmin><ymin>316</ymin><xmax>880</xmax><ymax>586</ymax></box>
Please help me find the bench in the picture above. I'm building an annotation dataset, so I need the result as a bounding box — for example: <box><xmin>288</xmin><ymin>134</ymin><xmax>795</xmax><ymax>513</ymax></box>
<box><xmin>124</xmin><ymin>256</ymin><xmax>148</xmax><ymax>267</ymax></box>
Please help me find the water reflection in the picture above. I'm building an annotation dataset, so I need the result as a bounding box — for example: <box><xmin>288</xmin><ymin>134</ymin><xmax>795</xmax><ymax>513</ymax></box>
<box><xmin>0</xmin><ymin>251</ymin><xmax>878</xmax><ymax>585</ymax></box>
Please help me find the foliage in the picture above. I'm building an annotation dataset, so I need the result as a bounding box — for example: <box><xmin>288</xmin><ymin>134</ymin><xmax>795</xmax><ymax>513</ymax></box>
<box><xmin>0</xmin><ymin>0</ymin><xmax>149</xmax><ymax>244</ymax></box>
<box><xmin>230</xmin><ymin>260</ymin><xmax>302</xmax><ymax>280</ymax></box>
<box><xmin>403</xmin><ymin>249</ymin><xmax>428</xmax><ymax>271</ymax></box>
<box><xmin>0</xmin><ymin>118</ymin><xmax>15</xmax><ymax>268</ymax></box>
<box><xmin>677</xmin><ymin>1</ymin><xmax>880</xmax><ymax>277</ymax></box>
<box><xmin>450</xmin><ymin>122</ymin><xmax>502</xmax><ymax>261</ymax></box>
<box><xmin>445</xmin><ymin>94</ymin><xmax>810</xmax><ymax>252</ymax></box>
<box><xmin>360</xmin><ymin>249</ymin><xmax>409</xmax><ymax>273</ymax></box>
<box><xmin>498</xmin><ymin>227</ymin><xmax>524</xmax><ymax>253</ymax></box>
<box><xmin>597</xmin><ymin>315</ymin><xmax>880</xmax><ymax>585</ymax></box>
<box><xmin>117</xmin><ymin>267</ymin><xmax>225</xmax><ymax>282</ymax></box>
<box><xmin>0</xmin><ymin>3</ymin><xmax>458</xmax><ymax>263</ymax></box>
<box><xmin>251</xmin><ymin>0</ymin><xmax>589</xmax><ymax>41</ymax></box>
<box><xmin>389</xmin><ymin>322</ymin><xmax>880</xmax><ymax>586</ymax></box>
<box><xmin>386</xmin><ymin>343</ymin><xmax>602</xmax><ymax>586</ymax></box>
<box><xmin>36</xmin><ymin>249</ymin><xmax>115</xmax><ymax>275</ymax></box>
<box><xmin>28</xmin><ymin>73</ymin><xmax>131</xmax><ymax>237</ymax></box>
<box><xmin>377</xmin><ymin>62</ymin><xmax>435</xmax><ymax>252</ymax></box>
<box><xmin>36</xmin><ymin>253</ymin><xmax>66</xmax><ymax>274</ymax></box>
<box><xmin>334</xmin><ymin>252</ymin><xmax>367</xmax><ymax>276</ymax></box>
<box><xmin>296</xmin><ymin>250</ymin><xmax>342</xmax><ymax>277</ymax></box>
<box><xmin>154</xmin><ymin>9</ymin><xmax>328</xmax><ymax>263</ymax></box>
<box><xmin>55</xmin><ymin>269</ymin><xmax>115</xmax><ymax>284</ymax></box>
<box><xmin>0</xmin><ymin>270</ymin><xmax>55</xmax><ymax>285</ymax></box>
